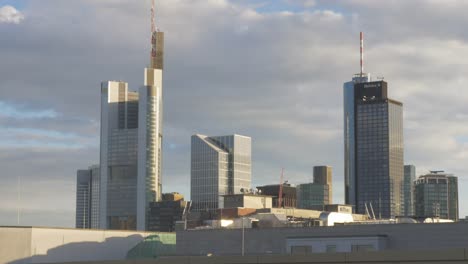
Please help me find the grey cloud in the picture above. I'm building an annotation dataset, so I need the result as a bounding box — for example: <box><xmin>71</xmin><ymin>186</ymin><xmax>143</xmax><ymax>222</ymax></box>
<box><xmin>1</xmin><ymin>0</ymin><xmax>468</xmax><ymax>227</ymax></box>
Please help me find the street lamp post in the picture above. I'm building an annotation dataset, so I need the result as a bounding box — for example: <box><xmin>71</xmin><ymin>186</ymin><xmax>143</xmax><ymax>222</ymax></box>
<box><xmin>241</xmin><ymin>217</ymin><xmax>245</xmax><ymax>256</ymax></box>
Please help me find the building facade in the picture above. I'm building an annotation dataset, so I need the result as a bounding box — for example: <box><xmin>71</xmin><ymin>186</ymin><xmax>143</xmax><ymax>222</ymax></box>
<box><xmin>76</xmin><ymin>165</ymin><xmax>100</xmax><ymax>229</ymax></box>
<box><xmin>313</xmin><ymin>165</ymin><xmax>333</xmax><ymax>204</ymax></box>
<box><xmin>147</xmin><ymin>193</ymin><xmax>186</xmax><ymax>232</ymax></box>
<box><xmin>414</xmin><ymin>172</ymin><xmax>458</xmax><ymax>221</ymax></box>
<box><xmin>191</xmin><ymin>134</ymin><xmax>251</xmax><ymax>211</ymax></box>
<box><xmin>403</xmin><ymin>165</ymin><xmax>416</xmax><ymax>216</ymax></box>
<box><xmin>137</xmin><ymin>30</ymin><xmax>164</xmax><ymax>231</ymax></box>
<box><xmin>296</xmin><ymin>183</ymin><xmax>330</xmax><ymax>209</ymax></box>
<box><xmin>76</xmin><ymin>170</ymin><xmax>91</xmax><ymax>229</ymax></box>
<box><xmin>257</xmin><ymin>184</ymin><xmax>297</xmax><ymax>208</ymax></box>
<box><xmin>99</xmin><ymin>81</ymin><xmax>139</xmax><ymax>230</ymax></box>
<box><xmin>343</xmin><ymin>74</ymin><xmax>371</xmax><ymax>207</ymax></box>
<box><xmin>354</xmin><ymin>81</ymin><xmax>404</xmax><ymax>219</ymax></box>
<box><xmin>223</xmin><ymin>194</ymin><xmax>273</xmax><ymax>209</ymax></box>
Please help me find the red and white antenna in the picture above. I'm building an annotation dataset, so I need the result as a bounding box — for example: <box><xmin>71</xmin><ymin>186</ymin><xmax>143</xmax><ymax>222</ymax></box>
<box><xmin>360</xmin><ymin>31</ymin><xmax>364</xmax><ymax>77</ymax></box>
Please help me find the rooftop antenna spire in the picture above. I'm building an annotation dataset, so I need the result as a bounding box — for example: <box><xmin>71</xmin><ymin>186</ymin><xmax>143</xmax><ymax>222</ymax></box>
<box><xmin>360</xmin><ymin>32</ymin><xmax>364</xmax><ymax>78</ymax></box>
<box><xmin>151</xmin><ymin>0</ymin><xmax>156</xmax><ymax>33</ymax></box>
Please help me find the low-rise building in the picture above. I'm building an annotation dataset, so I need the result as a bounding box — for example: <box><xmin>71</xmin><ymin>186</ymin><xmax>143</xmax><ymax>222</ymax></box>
<box><xmin>147</xmin><ymin>193</ymin><xmax>187</xmax><ymax>232</ymax></box>
<box><xmin>222</xmin><ymin>194</ymin><xmax>273</xmax><ymax>209</ymax></box>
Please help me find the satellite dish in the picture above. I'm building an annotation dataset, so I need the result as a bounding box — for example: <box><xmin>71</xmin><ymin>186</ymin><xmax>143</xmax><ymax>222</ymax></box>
<box><xmin>240</xmin><ymin>188</ymin><xmax>244</xmax><ymax>193</ymax></box>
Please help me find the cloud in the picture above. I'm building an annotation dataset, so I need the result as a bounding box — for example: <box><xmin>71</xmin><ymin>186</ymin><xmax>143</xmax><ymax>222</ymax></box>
<box><xmin>0</xmin><ymin>5</ymin><xmax>24</xmax><ymax>24</ymax></box>
<box><xmin>1</xmin><ymin>0</ymin><xmax>468</xmax><ymax>227</ymax></box>
<box><xmin>0</xmin><ymin>101</ymin><xmax>58</xmax><ymax>119</ymax></box>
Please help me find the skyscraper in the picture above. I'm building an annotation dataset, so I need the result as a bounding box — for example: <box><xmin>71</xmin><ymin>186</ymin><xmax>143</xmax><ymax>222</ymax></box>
<box><xmin>75</xmin><ymin>164</ymin><xmax>100</xmax><ymax>229</ymax></box>
<box><xmin>191</xmin><ymin>134</ymin><xmax>251</xmax><ymax>211</ymax></box>
<box><xmin>403</xmin><ymin>165</ymin><xmax>416</xmax><ymax>216</ymax></box>
<box><xmin>76</xmin><ymin>170</ymin><xmax>91</xmax><ymax>229</ymax></box>
<box><xmin>137</xmin><ymin>13</ymin><xmax>164</xmax><ymax>231</ymax></box>
<box><xmin>344</xmin><ymin>73</ymin><xmax>371</xmax><ymax>207</ymax></box>
<box><xmin>414</xmin><ymin>171</ymin><xmax>459</xmax><ymax>221</ymax></box>
<box><xmin>99</xmin><ymin>81</ymin><xmax>139</xmax><ymax>230</ymax></box>
<box><xmin>354</xmin><ymin>81</ymin><xmax>404</xmax><ymax>218</ymax></box>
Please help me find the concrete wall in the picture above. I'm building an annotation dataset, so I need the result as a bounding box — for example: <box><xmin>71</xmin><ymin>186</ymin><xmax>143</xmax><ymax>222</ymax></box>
<box><xmin>0</xmin><ymin>227</ymin><xmax>156</xmax><ymax>264</ymax></box>
<box><xmin>177</xmin><ymin>222</ymin><xmax>468</xmax><ymax>256</ymax></box>
<box><xmin>0</xmin><ymin>227</ymin><xmax>32</xmax><ymax>264</ymax></box>
<box><xmin>56</xmin><ymin>248</ymin><xmax>468</xmax><ymax>264</ymax></box>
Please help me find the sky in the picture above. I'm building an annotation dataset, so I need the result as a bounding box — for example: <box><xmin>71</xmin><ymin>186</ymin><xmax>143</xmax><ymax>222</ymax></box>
<box><xmin>1</xmin><ymin>0</ymin><xmax>468</xmax><ymax>227</ymax></box>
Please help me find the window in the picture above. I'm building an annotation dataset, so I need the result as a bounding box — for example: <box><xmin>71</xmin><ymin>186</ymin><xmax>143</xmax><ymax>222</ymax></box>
<box><xmin>326</xmin><ymin>245</ymin><xmax>337</xmax><ymax>253</ymax></box>
<box><xmin>291</xmin><ymin>245</ymin><xmax>312</xmax><ymax>255</ymax></box>
<box><xmin>351</xmin><ymin>244</ymin><xmax>375</xmax><ymax>252</ymax></box>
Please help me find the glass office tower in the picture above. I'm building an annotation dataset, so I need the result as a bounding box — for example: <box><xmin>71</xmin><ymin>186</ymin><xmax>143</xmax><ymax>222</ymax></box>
<box><xmin>354</xmin><ymin>81</ymin><xmax>404</xmax><ymax>219</ymax></box>
<box><xmin>100</xmin><ymin>81</ymin><xmax>139</xmax><ymax>230</ymax></box>
<box><xmin>343</xmin><ymin>73</ymin><xmax>371</xmax><ymax>207</ymax></box>
<box><xmin>403</xmin><ymin>165</ymin><xmax>416</xmax><ymax>216</ymax></box>
<box><xmin>76</xmin><ymin>165</ymin><xmax>100</xmax><ymax>229</ymax></box>
<box><xmin>414</xmin><ymin>172</ymin><xmax>458</xmax><ymax>221</ymax></box>
<box><xmin>191</xmin><ymin>134</ymin><xmax>251</xmax><ymax>211</ymax></box>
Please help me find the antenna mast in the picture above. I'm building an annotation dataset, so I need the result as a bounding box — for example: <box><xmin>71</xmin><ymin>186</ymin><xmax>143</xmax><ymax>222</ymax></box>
<box><xmin>151</xmin><ymin>0</ymin><xmax>156</xmax><ymax>33</ymax></box>
<box><xmin>360</xmin><ymin>32</ymin><xmax>364</xmax><ymax>78</ymax></box>
<box><xmin>278</xmin><ymin>168</ymin><xmax>284</xmax><ymax>208</ymax></box>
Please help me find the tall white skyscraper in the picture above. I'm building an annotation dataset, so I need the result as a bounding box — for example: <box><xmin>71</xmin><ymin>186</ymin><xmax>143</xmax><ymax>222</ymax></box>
<box><xmin>191</xmin><ymin>134</ymin><xmax>251</xmax><ymax>211</ymax></box>
<box><xmin>137</xmin><ymin>28</ymin><xmax>164</xmax><ymax>230</ymax></box>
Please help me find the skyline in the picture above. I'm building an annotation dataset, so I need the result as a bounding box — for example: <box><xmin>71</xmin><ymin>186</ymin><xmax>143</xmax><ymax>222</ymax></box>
<box><xmin>1</xmin><ymin>0</ymin><xmax>468</xmax><ymax>227</ymax></box>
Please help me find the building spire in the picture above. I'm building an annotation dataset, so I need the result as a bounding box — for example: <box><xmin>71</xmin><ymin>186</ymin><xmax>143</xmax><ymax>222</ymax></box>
<box><xmin>360</xmin><ymin>32</ymin><xmax>364</xmax><ymax>78</ymax></box>
<box><xmin>151</xmin><ymin>0</ymin><xmax>156</xmax><ymax>33</ymax></box>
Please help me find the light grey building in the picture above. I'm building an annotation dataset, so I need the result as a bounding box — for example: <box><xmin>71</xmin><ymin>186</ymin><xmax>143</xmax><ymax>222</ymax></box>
<box><xmin>191</xmin><ymin>134</ymin><xmax>251</xmax><ymax>211</ymax></box>
<box><xmin>414</xmin><ymin>171</ymin><xmax>458</xmax><ymax>221</ymax></box>
<box><xmin>75</xmin><ymin>165</ymin><xmax>100</xmax><ymax>229</ymax></box>
<box><xmin>137</xmin><ymin>30</ymin><xmax>164</xmax><ymax>231</ymax></box>
<box><xmin>343</xmin><ymin>73</ymin><xmax>371</xmax><ymax>207</ymax></box>
<box><xmin>354</xmin><ymin>81</ymin><xmax>404</xmax><ymax>219</ymax></box>
<box><xmin>402</xmin><ymin>165</ymin><xmax>416</xmax><ymax>216</ymax></box>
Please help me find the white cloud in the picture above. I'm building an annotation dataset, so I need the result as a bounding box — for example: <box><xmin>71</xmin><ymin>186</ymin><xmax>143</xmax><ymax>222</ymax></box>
<box><xmin>0</xmin><ymin>5</ymin><xmax>24</xmax><ymax>24</ymax></box>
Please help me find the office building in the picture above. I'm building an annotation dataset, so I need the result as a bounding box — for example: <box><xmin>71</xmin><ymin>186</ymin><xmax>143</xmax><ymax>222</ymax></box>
<box><xmin>76</xmin><ymin>170</ymin><xmax>91</xmax><ymax>229</ymax></box>
<box><xmin>148</xmin><ymin>193</ymin><xmax>187</xmax><ymax>232</ymax></box>
<box><xmin>75</xmin><ymin>165</ymin><xmax>100</xmax><ymax>229</ymax></box>
<box><xmin>137</xmin><ymin>28</ymin><xmax>165</xmax><ymax>231</ymax></box>
<box><xmin>257</xmin><ymin>183</ymin><xmax>297</xmax><ymax>208</ymax></box>
<box><xmin>296</xmin><ymin>183</ymin><xmax>329</xmax><ymax>209</ymax></box>
<box><xmin>99</xmin><ymin>81</ymin><xmax>139</xmax><ymax>230</ymax></box>
<box><xmin>343</xmin><ymin>73</ymin><xmax>371</xmax><ymax>207</ymax></box>
<box><xmin>313</xmin><ymin>165</ymin><xmax>333</xmax><ymax>203</ymax></box>
<box><xmin>403</xmin><ymin>165</ymin><xmax>416</xmax><ymax>216</ymax></box>
<box><xmin>354</xmin><ymin>81</ymin><xmax>404</xmax><ymax>218</ymax></box>
<box><xmin>191</xmin><ymin>134</ymin><xmax>251</xmax><ymax>211</ymax></box>
<box><xmin>414</xmin><ymin>171</ymin><xmax>458</xmax><ymax>221</ymax></box>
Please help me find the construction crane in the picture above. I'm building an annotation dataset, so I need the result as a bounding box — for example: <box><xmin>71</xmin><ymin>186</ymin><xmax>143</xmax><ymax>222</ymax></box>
<box><xmin>278</xmin><ymin>168</ymin><xmax>284</xmax><ymax>208</ymax></box>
